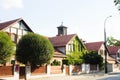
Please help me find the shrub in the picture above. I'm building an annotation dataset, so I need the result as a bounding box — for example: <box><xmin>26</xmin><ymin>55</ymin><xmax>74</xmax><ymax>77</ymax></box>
<box><xmin>51</xmin><ymin>60</ymin><xmax>61</xmax><ymax>66</ymax></box>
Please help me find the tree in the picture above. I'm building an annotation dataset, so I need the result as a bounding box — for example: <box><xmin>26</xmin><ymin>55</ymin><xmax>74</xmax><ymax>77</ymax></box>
<box><xmin>107</xmin><ymin>36</ymin><xmax>120</xmax><ymax>46</ymax></box>
<box><xmin>114</xmin><ymin>0</ymin><xmax>120</xmax><ymax>6</ymax></box>
<box><xmin>0</xmin><ymin>31</ymin><xmax>15</xmax><ymax>65</ymax></box>
<box><xmin>16</xmin><ymin>33</ymin><xmax>54</xmax><ymax>66</ymax></box>
<box><xmin>114</xmin><ymin>0</ymin><xmax>120</xmax><ymax>10</ymax></box>
<box><xmin>83</xmin><ymin>51</ymin><xmax>103</xmax><ymax>69</ymax></box>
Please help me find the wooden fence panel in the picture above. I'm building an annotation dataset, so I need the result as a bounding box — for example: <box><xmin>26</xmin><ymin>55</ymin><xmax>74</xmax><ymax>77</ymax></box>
<box><xmin>90</xmin><ymin>64</ymin><xmax>97</xmax><ymax>70</ymax></box>
<box><xmin>19</xmin><ymin>66</ymin><xmax>25</xmax><ymax>79</ymax></box>
<box><xmin>66</xmin><ymin>66</ymin><xmax>69</xmax><ymax>75</ymax></box>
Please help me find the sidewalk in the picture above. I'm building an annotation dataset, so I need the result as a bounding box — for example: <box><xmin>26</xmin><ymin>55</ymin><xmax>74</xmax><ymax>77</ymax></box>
<box><xmin>2</xmin><ymin>71</ymin><xmax>120</xmax><ymax>80</ymax></box>
<box><xmin>28</xmin><ymin>72</ymin><xmax>105</xmax><ymax>80</ymax></box>
<box><xmin>28</xmin><ymin>71</ymin><xmax>120</xmax><ymax>80</ymax></box>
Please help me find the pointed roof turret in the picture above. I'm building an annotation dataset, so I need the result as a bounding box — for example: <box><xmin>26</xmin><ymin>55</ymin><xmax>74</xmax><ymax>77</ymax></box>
<box><xmin>57</xmin><ymin>22</ymin><xmax>67</xmax><ymax>36</ymax></box>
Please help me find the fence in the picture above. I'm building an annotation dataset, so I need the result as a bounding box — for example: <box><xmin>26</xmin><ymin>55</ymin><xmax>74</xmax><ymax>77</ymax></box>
<box><xmin>0</xmin><ymin>65</ymin><xmax>19</xmax><ymax>80</ymax></box>
<box><xmin>0</xmin><ymin>66</ymin><xmax>13</xmax><ymax>76</ymax></box>
<box><xmin>0</xmin><ymin>64</ymin><xmax>99</xmax><ymax>80</ymax></box>
<box><xmin>31</xmin><ymin>66</ymin><xmax>46</xmax><ymax>75</ymax></box>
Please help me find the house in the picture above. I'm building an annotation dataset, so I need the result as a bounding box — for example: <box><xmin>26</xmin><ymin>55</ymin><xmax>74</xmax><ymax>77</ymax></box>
<box><xmin>48</xmin><ymin>24</ymin><xmax>86</xmax><ymax>64</ymax></box>
<box><xmin>107</xmin><ymin>46</ymin><xmax>120</xmax><ymax>61</ymax></box>
<box><xmin>85</xmin><ymin>41</ymin><xmax>119</xmax><ymax>72</ymax></box>
<box><xmin>0</xmin><ymin>18</ymin><xmax>33</xmax><ymax>65</ymax></box>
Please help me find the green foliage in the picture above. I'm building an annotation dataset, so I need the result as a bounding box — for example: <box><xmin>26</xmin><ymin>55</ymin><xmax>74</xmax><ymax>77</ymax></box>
<box><xmin>73</xmin><ymin>36</ymin><xmax>87</xmax><ymax>53</ymax></box>
<box><xmin>114</xmin><ymin>0</ymin><xmax>120</xmax><ymax>5</ymax></box>
<box><xmin>114</xmin><ymin>0</ymin><xmax>120</xmax><ymax>11</ymax></box>
<box><xmin>51</xmin><ymin>59</ymin><xmax>60</xmax><ymax>66</ymax></box>
<box><xmin>0</xmin><ymin>32</ymin><xmax>15</xmax><ymax>65</ymax></box>
<box><xmin>83</xmin><ymin>51</ymin><xmax>103</xmax><ymax>69</ymax></box>
<box><xmin>62</xmin><ymin>59</ymin><xmax>68</xmax><ymax>65</ymax></box>
<box><xmin>16</xmin><ymin>33</ymin><xmax>54</xmax><ymax>66</ymax></box>
<box><xmin>64</xmin><ymin>36</ymin><xmax>87</xmax><ymax>65</ymax></box>
<box><xmin>66</xmin><ymin>51</ymin><xmax>84</xmax><ymax>65</ymax></box>
<box><xmin>107</xmin><ymin>36</ymin><xmax>120</xmax><ymax>46</ymax></box>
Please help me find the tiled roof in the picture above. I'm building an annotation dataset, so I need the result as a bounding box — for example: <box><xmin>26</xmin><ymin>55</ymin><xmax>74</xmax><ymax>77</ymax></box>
<box><xmin>85</xmin><ymin>41</ymin><xmax>104</xmax><ymax>51</ymax></box>
<box><xmin>108</xmin><ymin>46</ymin><xmax>120</xmax><ymax>55</ymax></box>
<box><xmin>49</xmin><ymin>34</ymin><xmax>76</xmax><ymax>47</ymax></box>
<box><xmin>0</xmin><ymin>18</ymin><xmax>21</xmax><ymax>30</ymax></box>
<box><xmin>0</xmin><ymin>18</ymin><xmax>33</xmax><ymax>32</ymax></box>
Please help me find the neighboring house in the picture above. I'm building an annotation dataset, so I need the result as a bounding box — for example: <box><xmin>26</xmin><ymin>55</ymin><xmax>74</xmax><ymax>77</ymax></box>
<box><xmin>85</xmin><ymin>41</ymin><xmax>119</xmax><ymax>72</ymax></box>
<box><xmin>107</xmin><ymin>46</ymin><xmax>120</xmax><ymax>61</ymax></box>
<box><xmin>49</xmin><ymin>24</ymin><xmax>86</xmax><ymax>64</ymax></box>
<box><xmin>0</xmin><ymin>18</ymin><xmax>33</xmax><ymax>65</ymax></box>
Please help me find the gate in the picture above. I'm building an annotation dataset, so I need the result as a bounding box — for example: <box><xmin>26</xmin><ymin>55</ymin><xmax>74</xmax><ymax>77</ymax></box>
<box><xmin>19</xmin><ymin>66</ymin><xmax>25</xmax><ymax>79</ymax></box>
<box><xmin>66</xmin><ymin>66</ymin><xmax>69</xmax><ymax>75</ymax></box>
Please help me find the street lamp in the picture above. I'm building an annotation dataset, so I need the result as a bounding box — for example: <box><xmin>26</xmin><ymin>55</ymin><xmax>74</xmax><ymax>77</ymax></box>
<box><xmin>104</xmin><ymin>15</ymin><xmax>112</xmax><ymax>73</ymax></box>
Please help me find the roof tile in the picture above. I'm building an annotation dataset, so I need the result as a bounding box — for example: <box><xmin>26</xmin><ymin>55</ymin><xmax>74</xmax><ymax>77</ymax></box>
<box><xmin>49</xmin><ymin>34</ymin><xmax>76</xmax><ymax>47</ymax></box>
<box><xmin>108</xmin><ymin>46</ymin><xmax>120</xmax><ymax>55</ymax></box>
<box><xmin>85</xmin><ymin>41</ymin><xmax>104</xmax><ymax>51</ymax></box>
<box><xmin>0</xmin><ymin>18</ymin><xmax>21</xmax><ymax>30</ymax></box>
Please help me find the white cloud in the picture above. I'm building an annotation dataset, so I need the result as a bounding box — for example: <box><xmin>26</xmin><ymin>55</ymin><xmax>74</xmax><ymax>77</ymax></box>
<box><xmin>1</xmin><ymin>0</ymin><xmax>23</xmax><ymax>9</ymax></box>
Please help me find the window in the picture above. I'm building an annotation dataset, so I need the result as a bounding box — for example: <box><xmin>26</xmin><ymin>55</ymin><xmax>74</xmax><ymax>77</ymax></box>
<box><xmin>100</xmin><ymin>49</ymin><xmax>104</xmax><ymax>55</ymax></box>
<box><xmin>11</xmin><ymin>33</ymin><xmax>17</xmax><ymax>43</ymax></box>
<box><xmin>68</xmin><ymin>44</ymin><xmax>73</xmax><ymax>52</ymax></box>
<box><xmin>17</xmin><ymin>35</ymin><xmax>22</xmax><ymax>43</ymax></box>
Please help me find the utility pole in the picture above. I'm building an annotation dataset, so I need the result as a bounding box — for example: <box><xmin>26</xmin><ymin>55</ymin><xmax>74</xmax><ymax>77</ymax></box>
<box><xmin>104</xmin><ymin>15</ymin><xmax>112</xmax><ymax>73</ymax></box>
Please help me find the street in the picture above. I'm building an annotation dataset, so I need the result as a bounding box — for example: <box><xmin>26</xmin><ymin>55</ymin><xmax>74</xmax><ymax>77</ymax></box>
<box><xmin>97</xmin><ymin>74</ymin><xmax>120</xmax><ymax>80</ymax></box>
<box><xmin>28</xmin><ymin>72</ymin><xmax>120</xmax><ymax>80</ymax></box>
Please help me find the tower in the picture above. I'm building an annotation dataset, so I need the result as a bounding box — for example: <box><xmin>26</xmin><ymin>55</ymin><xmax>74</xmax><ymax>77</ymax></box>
<box><xmin>57</xmin><ymin>22</ymin><xmax>67</xmax><ymax>36</ymax></box>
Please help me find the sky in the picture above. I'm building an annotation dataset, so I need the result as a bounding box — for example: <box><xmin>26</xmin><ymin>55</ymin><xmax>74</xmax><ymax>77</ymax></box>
<box><xmin>0</xmin><ymin>0</ymin><xmax>120</xmax><ymax>42</ymax></box>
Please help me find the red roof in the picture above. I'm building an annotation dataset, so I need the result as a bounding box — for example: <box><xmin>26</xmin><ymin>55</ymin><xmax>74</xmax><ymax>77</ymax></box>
<box><xmin>0</xmin><ymin>18</ymin><xmax>33</xmax><ymax>32</ymax></box>
<box><xmin>108</xmin><ymin>46</ymin><xmax>120</xmax><ymax>55</ymax></box>
<box><xmin>49</xmin><ymin>34</ymin><xmax>76</xmax><ymax>47</ymax></box>
<box><xmin>85</xmin><ymin>41</ymin><xmax>104</xmax><ymax>51</ymax></box>
<box><xmin>0</xmin><ymin>18</ymin><xmax>21</xmax><ymax>30</ymax></box>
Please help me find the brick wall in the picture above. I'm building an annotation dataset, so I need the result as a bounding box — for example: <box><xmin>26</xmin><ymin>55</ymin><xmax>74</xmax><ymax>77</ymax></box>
<box><xmin>0</xmin><ymin>66</ymin><xmax>13</xmax><ymax>76</ymax></box>
<box><xmin>31</xmin><ymin>66</ymin><xmax>46</xmax><ymax>75</ymax></box>
<box><xmin>50</xmin><ymin>66</ymin><xmax>62</xmax><ymax>74</ymax></box>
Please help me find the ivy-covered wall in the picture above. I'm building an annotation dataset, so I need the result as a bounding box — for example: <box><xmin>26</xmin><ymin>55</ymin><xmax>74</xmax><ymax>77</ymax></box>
<box><xmin>66</xmin><ymin>36</ymin><xmax>87</xmax><ymax>54</ymax></box>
